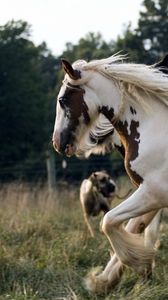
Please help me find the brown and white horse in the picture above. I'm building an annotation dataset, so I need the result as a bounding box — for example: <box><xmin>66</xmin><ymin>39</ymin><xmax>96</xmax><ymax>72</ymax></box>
<box><xmin>52</xmin><ymin>54</ymin><xmax>168</xmax><ymax>293</ymax></box>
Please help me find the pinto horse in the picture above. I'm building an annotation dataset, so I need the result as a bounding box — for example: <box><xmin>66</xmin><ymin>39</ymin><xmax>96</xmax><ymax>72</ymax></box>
<box><xmin>53</xmin><ymin>54</ymin><xmax>168</xmax><ymax>293</ymax></box>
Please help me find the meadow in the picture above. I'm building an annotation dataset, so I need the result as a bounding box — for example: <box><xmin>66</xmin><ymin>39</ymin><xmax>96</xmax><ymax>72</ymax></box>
<box><xmin>0</xmin><ymin>177</ymin><xmax>168</xmax><ymax>300</ymax></box>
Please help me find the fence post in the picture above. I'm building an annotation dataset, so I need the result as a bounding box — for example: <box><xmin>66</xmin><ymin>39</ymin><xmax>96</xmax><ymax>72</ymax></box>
<box><xmin>46</xmin><ymin>150</ymin><xmax>56</xmax><ymax>190</ymax></box>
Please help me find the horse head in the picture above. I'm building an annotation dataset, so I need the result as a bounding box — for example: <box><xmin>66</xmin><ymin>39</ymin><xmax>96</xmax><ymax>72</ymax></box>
<box><xmin>53</xmin><ymin>60</ymin><xmax>87</xmax><ymax>155</ymax></box>
<box><xmin>52</xmin><ymin>59</ymin><xmax>105</xmax><ymax>156</ymax></box>
<box><xmin>52</xmin><ymin>58</ymin><xmax>120</xmax><ymax>156</ymax></box>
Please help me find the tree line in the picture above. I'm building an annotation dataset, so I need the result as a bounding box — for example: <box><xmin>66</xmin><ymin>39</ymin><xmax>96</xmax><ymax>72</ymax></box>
<box><xmin>0</xmin><ymin>0</ymin><xmax>168</xmax><ymax>182</ymax></box>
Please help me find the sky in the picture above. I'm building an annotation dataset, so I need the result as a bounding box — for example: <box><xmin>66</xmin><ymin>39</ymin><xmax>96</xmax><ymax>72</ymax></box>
<box><xmin>1</xmin><ymin>0</ymin><xmax>143</xmax><ymax>56</ymax></box>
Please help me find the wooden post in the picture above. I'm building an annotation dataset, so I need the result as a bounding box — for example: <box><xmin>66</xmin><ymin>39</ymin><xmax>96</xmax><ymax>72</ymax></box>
<box><xmin>46</xmin><ymin>150</ymin><xmax>56</xmax><ymax>190</ymax></box>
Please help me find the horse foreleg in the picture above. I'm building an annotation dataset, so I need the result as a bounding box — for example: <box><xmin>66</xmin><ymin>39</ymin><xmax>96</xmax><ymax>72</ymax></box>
<box><xmin>85</xmin><ymin>209</ymin><xmax>160</xmax><ymax>294</ymax></box>
<box><xmin>84</xmin><ymin>254</ymin><xmax>121</xmax><ymax>294</ymax></box>
<box><xmin>101</xmin><ymin>184</ymin><xmax>163</xmax><ymax>275</ymax></box>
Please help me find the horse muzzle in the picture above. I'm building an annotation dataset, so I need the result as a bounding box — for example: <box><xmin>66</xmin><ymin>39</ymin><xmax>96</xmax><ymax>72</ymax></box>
<box><xmin>52</xmin><ymin>135</ymin><xmax>76</xmax><ymax>156</ymax></box>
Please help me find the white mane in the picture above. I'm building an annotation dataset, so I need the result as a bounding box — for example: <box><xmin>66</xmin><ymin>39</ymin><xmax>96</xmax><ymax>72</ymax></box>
<box><xmin>72</xmin><ymin>54</ymin><xmax>168</xmax><ymax>108</ymax></box>
<box><xmin>76</xmin><ymin>114</ymin><xmax>118</xmax><ymax>158</ymax></box>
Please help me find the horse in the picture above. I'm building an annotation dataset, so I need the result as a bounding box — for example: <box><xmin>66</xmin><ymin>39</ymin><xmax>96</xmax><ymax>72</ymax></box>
<box><xmin>52</xmin><ymin>54</ymin><xmax>168</xmax><ymax>293</ymax></box>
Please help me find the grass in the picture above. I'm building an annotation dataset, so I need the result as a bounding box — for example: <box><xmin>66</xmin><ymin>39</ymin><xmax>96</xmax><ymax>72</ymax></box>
<box><xmin>0</xmin><ymin>178</ymin><xmax>167</xmax><ymax>299</ymax></box>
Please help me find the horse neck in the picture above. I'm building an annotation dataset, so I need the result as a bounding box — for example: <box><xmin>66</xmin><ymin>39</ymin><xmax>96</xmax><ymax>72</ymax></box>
<box><xmin>98</xmin><ymin>80</ymin><xmax>144</xmax><ymax>151</ymax></box>
<box><xmin>90</xmin><ymin>74</ymin><xmax>122</xmax><ymax>117</ymax></box>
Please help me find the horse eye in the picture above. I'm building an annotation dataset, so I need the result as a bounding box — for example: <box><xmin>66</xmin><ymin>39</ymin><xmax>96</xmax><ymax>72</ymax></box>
<box><xmin>59</xmin><ymin>97</ymin><xmax>66</xmax><ymax>109</ymax></box>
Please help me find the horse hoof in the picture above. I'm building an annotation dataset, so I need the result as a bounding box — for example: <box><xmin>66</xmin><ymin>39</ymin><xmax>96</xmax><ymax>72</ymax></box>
<box><xmin>84</xmin><ymin>267</ymin><xmax>109</xmax><ymax>295</ymax></box>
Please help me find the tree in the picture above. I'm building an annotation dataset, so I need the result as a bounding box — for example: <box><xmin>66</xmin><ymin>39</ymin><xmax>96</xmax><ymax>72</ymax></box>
<box><xmin>113</xmin><ymin>23</ymin><xmax>147</xmax><ymax>63</ymax></box>
<box><xmin>113</xmin><ymin>0</ymin><xmax>168</xmax><ymax>64</ymax></box>
<box><xmin>136</xmin><ymin>0</ymin><xmax>168</xmax><ymax>63</ymax></box>
<box><xmin>0</xmin><ymin>20</ymin><xmax>58</xmax><ymax>180</ymax></box>
<box><xmin>61</xmin><ymin>32</ymin><xmax>115</xmax><ymax>62</ymax></box>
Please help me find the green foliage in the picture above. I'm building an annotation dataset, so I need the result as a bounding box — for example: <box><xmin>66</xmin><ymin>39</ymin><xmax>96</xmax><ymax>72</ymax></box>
<box><xmin>137</xmin><ymin>0</ymin><xmax>168</xmax><ymax>62</ymax></box>
<box><xmin>114</xmin><ymin>0</ymin><xmax>168</xmax><ymax>64</ymax></box>
<box><xmin>0</xmin><ymin>21</ymin><xmax>58</xmax><ymax>180</ymax></box>
<box><xmin>61</xmin><ymin>32</ymin><xmax>115</xmax><ymax>62</ymax></box>
<box><xmin>114</xmin><ymin>23</ymin><xmax>147</xmax><ymax>63</ymax></box>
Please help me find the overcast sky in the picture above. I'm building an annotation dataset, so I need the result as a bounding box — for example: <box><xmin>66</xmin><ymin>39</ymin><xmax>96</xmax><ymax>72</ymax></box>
<box><xmin>1</xmin><ymin>0</ymin><xmax>143</xmax><ymax>56</ymax></box>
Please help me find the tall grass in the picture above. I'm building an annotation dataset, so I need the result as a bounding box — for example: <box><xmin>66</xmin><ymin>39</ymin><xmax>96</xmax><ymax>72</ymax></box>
<box><xmin>0</xmin><ymin>178</ymin><xmax>167</xmax><ymax>299</ymax></box>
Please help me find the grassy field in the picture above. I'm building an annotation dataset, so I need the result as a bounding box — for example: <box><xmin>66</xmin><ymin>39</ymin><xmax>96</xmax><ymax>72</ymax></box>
<box><xmin>0</xmin><ymin>178</ymin><xmax>168</xmax><ymax>300</ymax></box>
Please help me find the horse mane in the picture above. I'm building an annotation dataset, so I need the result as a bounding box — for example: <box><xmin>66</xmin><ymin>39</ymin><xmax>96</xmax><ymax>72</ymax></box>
<box><xmin>77</xmin><ymin>114</ymin><xmax>114</xmax><ymax>157</ymax></box>
<box><xmin>73</xmin><ymin>54</ymin><xmax>168</xmax><ymax>108</ymax></box>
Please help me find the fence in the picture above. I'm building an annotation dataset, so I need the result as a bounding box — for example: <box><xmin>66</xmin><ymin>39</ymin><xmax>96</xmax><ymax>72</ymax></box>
<box><xmin>0</xmin><ymin>150</ymin><xmax>125</xmax><ymax>187</ymax></box>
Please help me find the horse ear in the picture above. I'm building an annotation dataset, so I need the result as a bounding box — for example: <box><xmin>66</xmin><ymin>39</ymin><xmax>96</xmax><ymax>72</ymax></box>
<box><xmin>61</xmin><ymin>59</ymin><xmax>81</xmax><ymax>80</ymax></box>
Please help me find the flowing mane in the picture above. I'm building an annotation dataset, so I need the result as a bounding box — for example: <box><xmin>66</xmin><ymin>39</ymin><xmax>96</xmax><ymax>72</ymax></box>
<box><xmin>72</xmin><ymin>54</ymin><xmax>168</xmax><ymax>108</ymax></box>
<box><xmin>77</xmin><ymin>114</ymin><xmax>114</xmax><ymax>157</ymax></box>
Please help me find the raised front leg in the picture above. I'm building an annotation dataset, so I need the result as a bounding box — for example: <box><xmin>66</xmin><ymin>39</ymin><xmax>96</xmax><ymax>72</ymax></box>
<box><xmin>85</xmin><ymin>209</ymin><xmax>160</xmax><ymax>294</ymax></box>
<box><xmin>101</xmin><ymin>184</ymin><xmax>164</xmax><ymax>274</ymax></box>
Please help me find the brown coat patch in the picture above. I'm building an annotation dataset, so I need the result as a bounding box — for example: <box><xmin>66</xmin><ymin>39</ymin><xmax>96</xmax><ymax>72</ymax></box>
<box><xmin>100</xmin><ymin>105</ymin><xmax>142</xmax><ymax>186</ymax></box>
<box><xmin>115</xmin><ymin>120</ymin><xmax>143</xmax><ymax>186</ymax></box>
<box><xmin>61</xmin><ymin>84</ymin><xmax>90</xmax><ymax>124</ymax></box>
<box><xmin>58</xmin><ymin>84</ymin><xmax>90</xmax><ymax>151</ymax></box>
